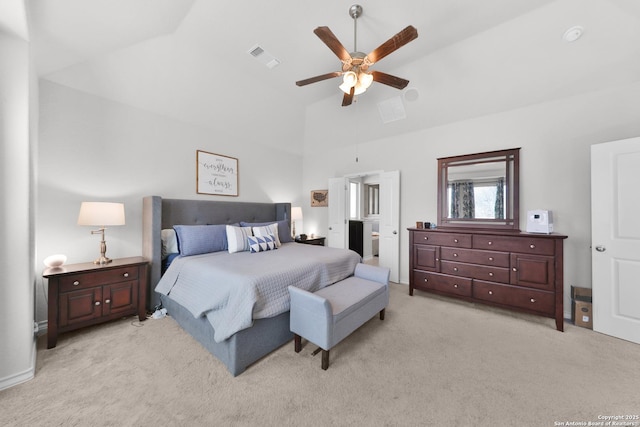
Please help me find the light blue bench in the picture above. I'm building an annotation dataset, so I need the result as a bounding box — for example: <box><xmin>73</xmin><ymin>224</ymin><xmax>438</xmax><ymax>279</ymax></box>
<box><xmin>288</xmin><ymin>263</ymin><xmax>390</xmax><ymax>370</ymax></box>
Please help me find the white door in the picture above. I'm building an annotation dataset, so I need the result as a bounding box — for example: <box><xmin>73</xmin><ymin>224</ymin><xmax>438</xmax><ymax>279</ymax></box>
<box><xmin>591</xmin><ymin>137</ymin><xmax>640</xmax><ymax>344</ymax></box>
<box><xmin>327</xmin><ymin>177</ymin><xmax>347</xmax><ymax>249</ymax></box>
<box><xmin>379</xmin><ymin>170</ymin><xmax>400</xmax><ymax>283</ymax></box>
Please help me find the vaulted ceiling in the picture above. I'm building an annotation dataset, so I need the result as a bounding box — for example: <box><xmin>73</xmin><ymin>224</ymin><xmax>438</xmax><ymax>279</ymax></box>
<box><xmin>19</xmin><ymin>0</ymin><xmax>640</xmax><ymax>154</ymax></box>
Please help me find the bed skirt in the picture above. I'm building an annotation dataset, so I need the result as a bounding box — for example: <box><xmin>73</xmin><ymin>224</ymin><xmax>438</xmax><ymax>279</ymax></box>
<box><xmin>160</xmin><ymin>294</ymin><xmax>293</xmax><ymax>376</ymax></box>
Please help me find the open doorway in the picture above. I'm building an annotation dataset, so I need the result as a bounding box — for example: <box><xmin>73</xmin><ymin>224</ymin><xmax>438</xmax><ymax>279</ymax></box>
<box><xmin>347</xmin><ymin>176</ymin><xmax>380</xmax><ymax>265</ymax></box>
<box><xmin>328</xmin><ymin>171</ymin><xmax>400</xmax><ymax>282</ymax></box>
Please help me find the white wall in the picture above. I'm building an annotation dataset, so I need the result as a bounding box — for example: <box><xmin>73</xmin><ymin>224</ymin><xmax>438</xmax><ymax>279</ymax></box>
<box><xmin>35</xmin><ymin>81</ymin><xmax>305</xmax><ymax>323</ymax></box>
<box><xmin>0</xmin><ymin>33</ymin><xmax>36</xmax><ymax>390</ymax></box>
<box><xmin>301</xmin><ymin>82</ymin><xmax>640</xmax><ymax>317</ymax></box>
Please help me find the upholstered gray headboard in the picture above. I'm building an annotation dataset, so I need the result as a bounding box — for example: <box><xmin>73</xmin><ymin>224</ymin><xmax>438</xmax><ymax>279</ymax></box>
<box><xmin>142</xmin><ymin>196</ymin><xmax>291</xmax><ymax>310</ymax></box>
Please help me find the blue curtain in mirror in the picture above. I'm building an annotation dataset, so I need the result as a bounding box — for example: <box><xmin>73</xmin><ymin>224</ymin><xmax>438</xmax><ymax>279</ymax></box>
<box><xmin>450</xmin><ymin>181</ymin><xmax>475</xmax><ymax>218</ymax></box>
<box><xmin>494</xmin><ymin>178</ymin><xmax>505</xmax><ymax>219</ymax></box>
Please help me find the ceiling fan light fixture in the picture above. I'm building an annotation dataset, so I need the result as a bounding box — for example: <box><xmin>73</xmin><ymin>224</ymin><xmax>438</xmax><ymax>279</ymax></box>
<box><xmin>358</xmin><ymin>71</ymin><xmax>373</xmax><ymax>89</ymax></box>
<box><xmin>339</xmin><ymin>71</ymin><xmax>358</xmax><ymax>93</ymax></box>
<box><xmin>353</xmin><ymin>74</ymin><xmax>372</xmax><ymax>95</ymax></box>
<box><xmin>296</xmin><ymin>4</ymin><xmax>418</xmax><ymax>106</ymax></box>
<box><xmin>342</xmin><ymin>71</ymin><xmax>357</xmax><ymax>86</ymax></box>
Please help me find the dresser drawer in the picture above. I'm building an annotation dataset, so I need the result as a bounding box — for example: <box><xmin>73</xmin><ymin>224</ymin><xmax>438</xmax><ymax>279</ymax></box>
<box><xmin>472</xmin><ymin>235</ymin><xmax>555</xmax><ymax>255</ymax></box>
<box><xmin>59</xmin><ymin>266</ymin><xmax>140</xmax><ymax>292</ymax></box>
<box><xmin>441</xmin><ymin>261</ymin><xmax>510</xmax><ymax>284</ymax></box>
<box><xmin>413</xmin><ymin>270</ymin><xmax>472</xmax><ymax>297</ymax></box>
<box><xmin>473</xmin><ymin>281</ymin><xmax>554</xmax><ymax>314</ymax></box>
<box><xmin>413</xmin><ymin>231</ymin><xmax>472</xmax><ymax>248</ymax></box>
<box><xmin>440</xmin><ymin>247</ymin><xmax>510</xmax><ymax>267</ymax></box>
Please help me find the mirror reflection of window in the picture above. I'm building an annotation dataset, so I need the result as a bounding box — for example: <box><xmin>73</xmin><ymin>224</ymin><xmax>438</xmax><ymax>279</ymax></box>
<box><xmin>365</xmin><ymin>184</ymin><xmax>379</xmax><ymax>216</ymax></box>
<box><xmin>448</xmin><ymin>178</ymin><xmax>506</xmax><ymax>219</ymax></box>
<box><xmin>349</xmin><ymin>181</ymin><xmax>360</xmax><ymax>219</ymax></box>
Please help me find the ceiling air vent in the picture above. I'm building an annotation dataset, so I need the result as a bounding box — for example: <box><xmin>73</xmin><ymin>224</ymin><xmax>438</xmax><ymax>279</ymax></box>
<box><xmin>377</xmin><ymin>96</ymin><xmax>407</xmax><ymax>124</ymax></box>
<box><xmin>248</xmin><ymin>44</ymin><xmax>281</xmax><ymax>69</ymax></box>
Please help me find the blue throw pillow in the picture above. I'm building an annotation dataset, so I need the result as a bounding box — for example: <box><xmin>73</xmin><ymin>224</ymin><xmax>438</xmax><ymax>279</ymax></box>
<box><xmin>173</xmin><ymin>224</ymin><xmax>228</xmax><ymax>256</ymax></box>
<box><xmin>248</xmin><ymin>234</ymin><xmax>277</xmax><ymax>253</ymax></box>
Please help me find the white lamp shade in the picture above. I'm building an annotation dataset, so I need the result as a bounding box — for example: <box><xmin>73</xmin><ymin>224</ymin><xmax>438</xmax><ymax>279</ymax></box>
<box><xmin>77</xmin><ymin>202</ymin><xmax>125</xmax><ymax>226</ymax></box>
<box><xmin>291</xmin><ymin>207</ymin><xmax>303</xmax><ymax>221</ymax></box>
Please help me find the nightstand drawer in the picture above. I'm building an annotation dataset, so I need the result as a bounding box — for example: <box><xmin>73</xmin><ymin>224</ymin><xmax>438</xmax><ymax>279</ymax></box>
<box><xmin>59</xmin><ymin>266</ymin><xmax>139</xmax><ymax>292</ymax></box>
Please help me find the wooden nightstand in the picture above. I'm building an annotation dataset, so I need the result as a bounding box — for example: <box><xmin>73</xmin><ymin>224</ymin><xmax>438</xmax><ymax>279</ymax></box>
<box><xmin>43</xmin><ymin>256</ymin><xmax>148</xmax><ymax>349</ymax></box>
<box><xmin>295</xmin><ymin>236</ymin><xmax>326</xmax><ymax>246</ymax></box>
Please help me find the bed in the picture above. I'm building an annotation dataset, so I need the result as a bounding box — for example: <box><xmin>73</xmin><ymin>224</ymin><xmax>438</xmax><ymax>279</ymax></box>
<box><xmin>142</xmin><ymin>196</ymin><xmax>361</xmax><ymax>375</ymax></box>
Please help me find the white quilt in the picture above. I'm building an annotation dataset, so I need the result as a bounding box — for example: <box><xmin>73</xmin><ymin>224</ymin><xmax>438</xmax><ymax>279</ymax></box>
<box><xmin>155</xmin><ymin>243</ymin><xmax>361</xmax><ymax>342</ymax></box>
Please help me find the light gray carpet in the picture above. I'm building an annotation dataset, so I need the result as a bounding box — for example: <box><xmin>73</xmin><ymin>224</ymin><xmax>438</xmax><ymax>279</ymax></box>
<box><xmin>2</xmin><ymin>283</ymin><xmax>638</xmax><ymax>427</ymax></box>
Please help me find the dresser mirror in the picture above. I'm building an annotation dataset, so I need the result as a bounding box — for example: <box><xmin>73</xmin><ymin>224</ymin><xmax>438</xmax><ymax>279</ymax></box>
<box><xmin>437</xmin><ymin>148</ymin><xmax>520</xmax><ymax>230</ymax></box>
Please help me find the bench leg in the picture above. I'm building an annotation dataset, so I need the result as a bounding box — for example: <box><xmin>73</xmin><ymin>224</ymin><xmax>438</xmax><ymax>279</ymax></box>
<box><xmin>321</xmin><ymin>349</ymin><xmax>329</xmax><ymax>370</ymax></box>
<box><xmin>380</xmin><ymin>308</ymin><xmax>385</xmax><ymax>321</ymax></box>
<box><xmin>294</xmin><ymin>334</ymin><xmax>301</xmax><ymax>353</ymax></box>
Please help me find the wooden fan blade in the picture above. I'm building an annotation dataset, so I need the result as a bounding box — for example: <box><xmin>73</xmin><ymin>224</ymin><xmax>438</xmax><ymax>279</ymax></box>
<box><xmin>314</xmin><ymin>26</ymin><xmax>352</xmax><ymax>62</ymax></box>
<box><xmin>366</xmin><ymin>25</ymin><xmax>418</xmax><ymax>65</ymax></box>
<box><xmin>296</xmin><ymin>71</ymin><xmax>342</xmax><ymax>87</ymax></box>
<box><xmin>342</xmin><ymin>86</ymin><xmax>355</xmax><ymax>107</ymax></box>
<box><xmin>371</xmin><ymin>71</ymin><xmax>410</xmax><ymax>90</ymax></box>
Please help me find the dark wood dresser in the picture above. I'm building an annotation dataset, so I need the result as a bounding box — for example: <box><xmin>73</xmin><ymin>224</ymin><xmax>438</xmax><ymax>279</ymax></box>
<box><xmin>44</xmin><ymin>256</ymin><xmax>148</xmax><ymax>348</ymax></box>
<box><xmin>408</xmin><ymin>228</ymin><xmax>567</xmax><ymax>331</ymax></box>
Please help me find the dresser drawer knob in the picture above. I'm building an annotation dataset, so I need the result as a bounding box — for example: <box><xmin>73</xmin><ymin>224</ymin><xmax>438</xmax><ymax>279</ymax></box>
<box><xmin>453</xmin><ymin>239</ymin><xmax>459</xmax><ymax>243</ymax></box>
<box><xmin>453</xmin><ymin>284</ymin><xmax>458</xmax><ymax>288</ymax></box>
<box><xmin>488</xmin><ymin>291</ymin><xmax>493</xmax><ymax>295</ymax></box>
<box><xmin>488</xmin><ymin>272</ymin><xmax>494</xmax><ymax>277</ymax></box>
<box><xmin>123</xmin><ymin>272</ymin><xmax>129</xmax><ymax>278</ymax></box>
<box><xmin>73</xmin><ymin>281</ymin><xmax>80</xmax><ymax>286</ymax></box>
<box><xmin>95</xmin><ymin>301</ymin><xmax>101</xmax><ymax>306</ymax></box>
<box><xmin>488</xmin><ymin>257</ymin><xmax>494</xmax><ymax>261</ymax></box>
<box><xmin>488</xmin><ymin>241</ymin><xmax>493</xmax><ymax>245</ymax></box>
<box><xmin>530</xmin><ymin>244</ymin><xmax>535</xmax><ymax>249</ymax></box>
<box><xmin>424</xmin><ymin>237</ymin><xmax>428</xmax><ymax>240</ymax></box>
<box><xmin>424</xmin><ymin>278</ymin><xmax>428</xmax><ymax>282</ymax></box>
<box><xmin>530</xmin><ymin>298</ymin><xmax>536</xmax><ymax>303</ymax></box>
<box><xmin>453</xmin><ymin>267</ymin><xmax>458</xmax><ymax>272</ymax></box>
<box><xmin>453</xmin><ymin>253</ymin><xmax>458</xmax><ymax>257</ymax></box>
<box><xmin>512</xmin><ymin>267</ymin><xmax>517</xmax><ymax>272</ymax></box>
<box><xmin>105</xmin><ymin>299</ymin><xmax>111</xmax><ymax>304</ymax></box>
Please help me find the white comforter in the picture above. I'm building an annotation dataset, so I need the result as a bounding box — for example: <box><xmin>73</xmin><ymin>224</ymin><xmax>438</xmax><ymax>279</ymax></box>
<box><xmin>155</xmin><ymin>243</ymin><xmax>361</xmax><ymax>342</ymax></box>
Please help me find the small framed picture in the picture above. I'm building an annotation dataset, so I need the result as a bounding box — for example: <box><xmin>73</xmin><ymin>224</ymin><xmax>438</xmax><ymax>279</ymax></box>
<box><xmin>311</xmin><ymin>190</ymin><xmax>328</xmax><ymax>207</ymax></box>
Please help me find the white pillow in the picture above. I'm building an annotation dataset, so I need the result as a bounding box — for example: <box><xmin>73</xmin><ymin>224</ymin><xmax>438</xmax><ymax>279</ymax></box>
<box><xmin>161</xmin><ymin>229</ymin><xmax>179</xmax><ymax>259</ymax></box>
<box><xmin>252</xmin><ymin>223</ymin><xmax>281</xmax><ymax>247</ymax></box>
<box><xmin>226</xmin><ymin>225</ymin><xmax>253</xmax><ymax>253</ymax></box>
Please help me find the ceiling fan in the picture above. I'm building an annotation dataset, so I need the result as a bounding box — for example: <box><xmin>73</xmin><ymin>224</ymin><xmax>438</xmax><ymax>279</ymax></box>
<box><xmin>296</xmin><ymin>4</ymin><xmax>418</xmax><ymax>107</ymax></box>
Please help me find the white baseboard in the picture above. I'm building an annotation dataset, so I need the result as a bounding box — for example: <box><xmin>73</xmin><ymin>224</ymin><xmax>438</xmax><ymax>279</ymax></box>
<box><xmin>35</xmin><ymin>320</ymin><xmax>48</xmax><ymax>335</ymax></box>
<box><xmin>0</xmin><ymin>339</ymin><xmax>36</xmax><ymax>391</ymax></box>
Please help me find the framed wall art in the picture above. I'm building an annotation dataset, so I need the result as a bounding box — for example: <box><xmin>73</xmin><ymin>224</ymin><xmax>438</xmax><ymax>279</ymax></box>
<box><xmin>196</xmin><ymin>150</ymin><xmax>239</xmax><ymax>196</ymax></box>
<box><xmin>310</xmin><ymin>190</ymin><xmax>328</xmax><ymax>207</ymax></box>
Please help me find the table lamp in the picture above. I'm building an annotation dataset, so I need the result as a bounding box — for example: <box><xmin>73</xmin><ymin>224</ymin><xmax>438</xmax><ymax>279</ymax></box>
<box><xmin>77</xmin><ymin>202</ymin><xmax>125</xmax><ymax>264</ymax></box>
<box><xmin>291</xmin><ymin>206</ymin><xmax>303</xmax><ymax>238</ymax></box>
